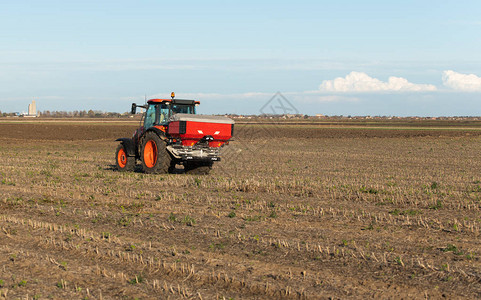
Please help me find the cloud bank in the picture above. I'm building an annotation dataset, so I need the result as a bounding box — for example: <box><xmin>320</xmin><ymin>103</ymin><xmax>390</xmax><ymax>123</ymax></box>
<box><xmin>153</xmin><ymin>70</ymin><xmax>481</xmax><ymax>107</ymax></box>
<box><xmin>319</xmin><ymin>71</ymin><xmax>437</xmax><ymax>92</ymax></box>
<box><xmin>442</xmin><ymin>70</ymin><xmax>481</xmax><ymax>92</ymax></box>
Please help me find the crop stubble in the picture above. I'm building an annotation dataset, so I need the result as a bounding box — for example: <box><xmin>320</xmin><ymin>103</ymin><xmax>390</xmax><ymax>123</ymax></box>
<box><xmin>0</xmin><ymin>121</ymin><xmax>481</xmax><ymax>299</ymax></box>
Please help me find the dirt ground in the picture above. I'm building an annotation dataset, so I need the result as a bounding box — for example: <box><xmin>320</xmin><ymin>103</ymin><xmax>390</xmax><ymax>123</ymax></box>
<box><xmin>0</xmin><ymin>120</ymin><xmax>481</xmax><ymax>299</ymax></box>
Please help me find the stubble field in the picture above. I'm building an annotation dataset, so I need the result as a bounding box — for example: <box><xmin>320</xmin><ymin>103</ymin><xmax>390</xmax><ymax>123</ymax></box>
<box><xmin>1</xmin><ymin>119</ymin><xmax>481</xmax><ymax>299</ymax></box>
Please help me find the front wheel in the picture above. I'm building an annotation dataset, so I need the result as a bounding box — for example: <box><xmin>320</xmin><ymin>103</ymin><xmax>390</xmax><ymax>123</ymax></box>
<box><xmin>141</xmin><ymin>132</ymin><xmax>171</xmax><ymax>174</ymax></box>
<box><xmin>115</xmin><ymin>144</ymin><xmax>135</xmax><ymax>172</ymax></box>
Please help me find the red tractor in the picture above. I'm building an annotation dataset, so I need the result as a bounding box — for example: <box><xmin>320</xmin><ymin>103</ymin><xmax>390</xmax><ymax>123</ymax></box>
<box><xmin>115</xmin><ymin>93</ymin><xmax>234</xmax><ymax>174</ymax></box>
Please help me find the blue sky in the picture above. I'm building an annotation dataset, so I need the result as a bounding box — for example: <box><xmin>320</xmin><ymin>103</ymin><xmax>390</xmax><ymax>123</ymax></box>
<box><xmin>1</xmin><ymin>0</ymin><xmax>481</xmax><ymax>116</ymax></box>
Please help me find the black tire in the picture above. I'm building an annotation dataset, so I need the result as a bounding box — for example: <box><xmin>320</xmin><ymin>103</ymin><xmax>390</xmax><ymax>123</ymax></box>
<box><xmin>115</xmin><ymin>144</ymin><xmax>135</xmax><ymax>172</ymax></box>
<box><xmin>184</xmin><ymin>161</ymin><xmax>213</xmax><ymax>175</ymax></box>
<box><xmin>141</xmin><ymin>131</ymin><xmax>171</xmax><ymax>174</ymax></box>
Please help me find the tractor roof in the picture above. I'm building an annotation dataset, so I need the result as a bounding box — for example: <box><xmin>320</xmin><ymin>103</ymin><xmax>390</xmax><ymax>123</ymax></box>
<box><xmin>147</xmin><ymin>99</ymin><xmax>200</xmax><ymax>105</ymax></box>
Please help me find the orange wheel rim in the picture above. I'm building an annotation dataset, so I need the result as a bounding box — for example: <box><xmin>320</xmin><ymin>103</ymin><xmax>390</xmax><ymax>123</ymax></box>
<box><xmin>118</xmin><ymin>148</ymin><xmax>127</xmax><ymax>168</ymax></box>
<box><xmin>144</xmin><ymin>140</ymin><xmax>157</xmax><ymax>168</ymax></box>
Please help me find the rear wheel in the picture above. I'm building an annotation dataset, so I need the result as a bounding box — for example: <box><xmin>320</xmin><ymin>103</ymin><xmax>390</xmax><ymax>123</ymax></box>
<box><xmin>115</xmin><ymin>144</ymin><xmax>135</xmax><ymax>172</ymax></box>
<box><xmin>184</xmin><ymin>161</ymin><xmax>213</xmax><ymax>175</ymax></box>
<box><xmin>141</xmin><ymin>132</ymin><xmax>171</xmax><ymax>174</ymax></box>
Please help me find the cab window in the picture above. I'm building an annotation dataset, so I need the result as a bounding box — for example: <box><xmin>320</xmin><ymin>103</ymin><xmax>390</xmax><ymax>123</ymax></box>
<box><xmin>172</xmin><ymin>104</ymin><xmax>195</xmax><ymax>114</ymax></box>
<box><xmin>158</xmin><ymin>104</ymin><xmax>169</xmax><ymax>124</ymax></box>
<box><xmin>144</xmin><ymin>104</ymin><xmax>170</xmax><ymax>129</ymax></box>
<box><xmin>144</xmin><ymin>105</ymin><xmax>156</xmax><ymax>129</ymax></box>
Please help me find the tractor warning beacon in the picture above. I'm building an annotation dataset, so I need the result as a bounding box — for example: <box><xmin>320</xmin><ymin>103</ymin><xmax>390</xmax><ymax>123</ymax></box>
<box><xmin>115</xmin><ymin>93</ymin><xmax>234</xmax><ymax>174</ymax></box>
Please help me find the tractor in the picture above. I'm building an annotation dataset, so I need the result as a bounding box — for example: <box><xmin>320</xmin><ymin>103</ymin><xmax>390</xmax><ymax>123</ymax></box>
<box><xmin>115</xmin><ymin>93</ymin><xmax>234</xmax><ymax>174</ymax></box>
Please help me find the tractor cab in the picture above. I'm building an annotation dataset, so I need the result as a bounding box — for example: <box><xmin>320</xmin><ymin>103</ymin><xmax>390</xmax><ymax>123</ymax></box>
<box><xmin>140</xmin><ymin>98</ymin><xmax>199</xmax><ymax>130</ymax></box>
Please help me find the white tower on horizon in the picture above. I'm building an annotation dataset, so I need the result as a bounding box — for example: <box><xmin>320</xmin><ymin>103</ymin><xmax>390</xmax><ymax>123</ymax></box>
<box><xmin>28</xmin><ymin>100</ymin><xmax>37</xmax><ymax>116</ymax></box>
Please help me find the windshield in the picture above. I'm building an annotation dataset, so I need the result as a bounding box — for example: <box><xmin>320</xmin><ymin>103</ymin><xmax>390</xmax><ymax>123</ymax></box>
<box><xmin>171</xmin><ymin>104</ymin><xmax>195</xmax><ymax>114</ymax></box>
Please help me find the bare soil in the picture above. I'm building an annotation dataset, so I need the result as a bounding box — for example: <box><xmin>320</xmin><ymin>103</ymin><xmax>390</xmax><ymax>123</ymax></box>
<box><xmin>2</xmin><ymin>122</ymin><xmax>481</xmax><ymax>141</ymax></box>
<box><xmin>0</xmin><ymin>120</ymin><xmax>480</xmax><ymax>299</ymax></box>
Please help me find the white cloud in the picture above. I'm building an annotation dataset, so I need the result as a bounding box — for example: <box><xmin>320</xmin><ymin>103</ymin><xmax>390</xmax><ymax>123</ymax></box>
<box><xmin>319</xmin><ymin>71</ymin><xmax>437</xmax><ymax>92</ymax></box>
<box><xmin>442</xmin><ymin>70</ymin><xmax>481</xmax><ymax>92</ymax></box>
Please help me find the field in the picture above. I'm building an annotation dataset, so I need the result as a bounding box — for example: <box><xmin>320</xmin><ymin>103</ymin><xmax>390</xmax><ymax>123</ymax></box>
<box><xmin>1</xmin><ymin>119</ymin><xmax>481</xmax><ymax>299</ymax></box>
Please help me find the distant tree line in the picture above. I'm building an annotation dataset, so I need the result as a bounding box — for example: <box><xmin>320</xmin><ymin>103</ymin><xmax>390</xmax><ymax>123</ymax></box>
<box><xmin>38</xmin><ymin>110</ymin><xmax>129</xmax><ymax>118</ymax></box>
<box><xmin>0</xmin><ymin>110</ymin><xmax>133</xmax><ymax>118</ymax></box>
<box><xmin>0</xmin><ymin>111</ymin><xmax>18</xmax><ymax>117</ymax></box>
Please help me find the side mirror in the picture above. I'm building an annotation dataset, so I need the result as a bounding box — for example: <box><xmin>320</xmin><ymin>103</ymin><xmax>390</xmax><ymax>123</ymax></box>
<box><xmin>131</xmin><ymin>103</ymin><xmax>137</xmax><ymax>114</ymax></box>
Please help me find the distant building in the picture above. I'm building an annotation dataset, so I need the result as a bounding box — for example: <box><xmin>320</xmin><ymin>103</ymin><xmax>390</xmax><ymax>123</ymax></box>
<box><xmin>26</xmin><ymin>100</ymin><xmax>37</xmax><ymax>117</ymax></box>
